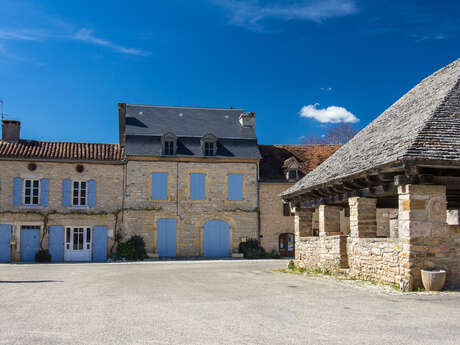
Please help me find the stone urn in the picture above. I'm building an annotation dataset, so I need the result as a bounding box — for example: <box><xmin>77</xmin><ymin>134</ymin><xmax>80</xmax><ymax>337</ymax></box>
<box><xmin>421</xmin><ymin>269</ymin><xmax>446</xmax><ymax>291</ymax></box>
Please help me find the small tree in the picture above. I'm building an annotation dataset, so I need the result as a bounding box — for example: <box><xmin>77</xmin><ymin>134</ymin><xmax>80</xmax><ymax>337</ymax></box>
<box><xmin>300</xmin><ymin>122</ymin><xmax>358</xmax><ymax>145</ymax></box>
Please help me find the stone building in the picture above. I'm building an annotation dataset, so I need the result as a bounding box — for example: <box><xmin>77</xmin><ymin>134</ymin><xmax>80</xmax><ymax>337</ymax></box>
<box><xmin>258</xmin><ymin>145</ymin><xmax>339</xmax><ymax>256</ymax></box>
<box><xmin>0</xmin><ymin>120</ymin><xmax>124</xmax><ymax>263</ymax></box>
<box><xmin>118</xmin><ymin>104</ymin><xmax>260</xmax><ymax>257</ymax></box>
<box><xmin>281</xmin><ymin>58</ymin><xmax>460</xmax><ymax>291</ymax></box>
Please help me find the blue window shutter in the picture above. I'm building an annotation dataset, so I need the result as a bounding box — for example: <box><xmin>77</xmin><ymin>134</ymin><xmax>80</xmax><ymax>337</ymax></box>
<box><xmin>190</xmin><ymin>173</ymin><xmax>206</xmax><ymax>200</ymax></box>
<box><xmin>88</xmin><ymin>180</ymin><xmax>96</xmax><ymax>207</ymax></box>
<box><xmin>152</xmin><ymin>172</ymin><xmax>168</xmax><ymax>200</ymax></box>
<box><xmin>40</xmin><ymin>178</ymin><xmax>49</xmax><ymax>206</ymax></box>
<box><xmin>228</xmin><ymin>174</ymin><xmax>243</xmax><ymax>201</ymax></box>
<box><xmin>93</xmin><ymin>226</ymin><xmax>107</xmax><ymax>262</ymax></box>
<box><xmin>62</xmin><ymin>179</ymin><xmax>71</xmax><ymax>207</ymax></box>
<box><xmin>48</xmin><ymin>226</ymin><xmax>64</xmax><ymax>262</ymax></box>
<box><xmin>13</xmin><ymin>178</ymin><xmax>23</xmax><ymax>206</ymax></box>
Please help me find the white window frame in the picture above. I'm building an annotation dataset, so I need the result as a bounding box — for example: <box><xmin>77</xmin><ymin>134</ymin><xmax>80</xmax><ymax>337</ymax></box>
<box><xmin>23</xmin><ymin>179</ymin><xmax>40</xmax><ymax>206</ymax></box>
<box><xmin>65</xmin><ymin>226</ymin><xmax>92</xmax><ymax>251</ymax></box>
<box><xmin>72</xmin><ymin>180</ymin><xmax>88</xmax><ymax>206</ymax></box>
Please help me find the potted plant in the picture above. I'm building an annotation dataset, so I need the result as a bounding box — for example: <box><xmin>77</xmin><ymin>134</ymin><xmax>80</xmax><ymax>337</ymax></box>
<box><xmin>420</xmin><ymin>269</ymin><xmax>446</xmax><ymax>291</ymax></box>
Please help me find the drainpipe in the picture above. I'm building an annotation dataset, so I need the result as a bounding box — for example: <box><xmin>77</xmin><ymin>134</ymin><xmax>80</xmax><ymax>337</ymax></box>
<box><xmin>256</xmin><ymin>162</ymin><xmax>261</xmax><ymax>242</ymax></box>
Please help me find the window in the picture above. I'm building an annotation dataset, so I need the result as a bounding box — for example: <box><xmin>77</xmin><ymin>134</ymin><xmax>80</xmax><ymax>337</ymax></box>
<box><xmin>201</xmin><ymin>134</ymin><xmax>217</xmax><ymax>156</ymax></box>
<box><xmin>190</xmin><ymin>173</ymin><xmax>206</xmax><ymax>200</ymax></box>
<box><xmin>228</xmin><ymin>174</ymin><xmax>243</xmax><ymax>201</ymax></box>
<box><xmin>161</xmin><ymin>132</ymin><xmax>177</xmax><ymax>156</ymax></box>
<box><xmin>72</xmin><ymin>181</ymin><xmax>87</xmax><ymax>206</ymax></box>
<box><xmin>65</xmin><ymin>227</ymin><xmax>91</xmax><ymax>251</ymax></box>
<box><xmin>24</xmin><ymin>179</ymin><xmax>40</xmax><ymax>205</ymax></box>
<box><xmin>204</xmin><ymin>142</ymin><xmax>215</xmax><ymax>156</ymax></box>
<box><xmin>287</xmin><ymin>169</ymin><xmax>298</xmax><ymax>181</ymax></box>
<box><xmin>283</xmin><ymin>203</ymin><xmax>293</xmax><ymax>217</ymax></box>
<box><xmin>164</xmin><ymin>141</ymin><xmax>174</xmax><ymax>155</ymax></box>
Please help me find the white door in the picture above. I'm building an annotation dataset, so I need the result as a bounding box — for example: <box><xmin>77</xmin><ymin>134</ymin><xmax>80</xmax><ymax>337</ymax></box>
<box><xmin>64</xmin><ymin>227</ymin><xmax>92</xmax><ymax>261</ymax></box>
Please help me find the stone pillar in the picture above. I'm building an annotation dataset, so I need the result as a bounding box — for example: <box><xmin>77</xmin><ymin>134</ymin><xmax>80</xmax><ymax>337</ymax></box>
<box><xmin>294</xmin><ymin>208</ymin><xmax>314</xmax><ymax>237</ymax></box>
<box><xmin>318</xmin><ymin>205</ymin><xmax>341</xmax><ymax>236</ymax></box>
<box><xmin>398</xmin><ymin>185</ymin><xmax>448</xmax><ymax>291</ymax></box>
<box><xmin>348</xmin><ymin>197</ymin><xmax>377</xmax><ymax>238</ymax></box>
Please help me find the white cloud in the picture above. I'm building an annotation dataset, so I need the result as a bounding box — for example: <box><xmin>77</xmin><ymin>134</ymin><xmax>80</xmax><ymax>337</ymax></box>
<box><xmin>320</xmin><ymin>87</ymin><xmax>333</xmax><ymax>91</ymax></box>
<box><xmin>212</xmin><ymin>0</ymin><xmax>357</xmax><ymax>31</ymax></box>
<box><xmin>299</xmin><ymin>103</ymin><xmax>359</xmax><ymax>123</ymax></box>
<box><xmin>74</xmin><ymin>29</ymin><xmax>149</xmax><ymax>56</ymax></box>
<box><xmin>0</xmin><ymin>29</ymin><xmax>48</xmax><ymax>41</ymax></box>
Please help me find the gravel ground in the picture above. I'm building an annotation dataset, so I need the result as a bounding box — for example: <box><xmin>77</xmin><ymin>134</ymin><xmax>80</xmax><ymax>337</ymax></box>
<box><xmin>1</xmin><ymin>259</ymin><xmax>460</xmax><ymax>345</ymax></box>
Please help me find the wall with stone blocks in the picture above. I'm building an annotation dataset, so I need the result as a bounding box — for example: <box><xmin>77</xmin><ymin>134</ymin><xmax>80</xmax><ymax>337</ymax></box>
<box><xmin>296</xmin><ymin>235</ymin><xmax>347</xmax><ymax>274</ymax></box>
<box><xmin>259</xmin><ymin>183</ymin><xmax>295</xmax><ymax>253</ymax></box>
<box><xmin>123</xmin><ymin>160</ymin><xmax>259</xmax><ymax>256</ymax></box>
<box><xmin>347</xmin><ymin>238</ymin><xmax>401</xmax><ymax>285</ymax></box>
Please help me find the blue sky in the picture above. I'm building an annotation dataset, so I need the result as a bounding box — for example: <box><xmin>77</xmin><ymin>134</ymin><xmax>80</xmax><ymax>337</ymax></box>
<box><xmin>0</xmin><ymin>0</ymin><xmax>459</xmax><ymax>145</ymax></box>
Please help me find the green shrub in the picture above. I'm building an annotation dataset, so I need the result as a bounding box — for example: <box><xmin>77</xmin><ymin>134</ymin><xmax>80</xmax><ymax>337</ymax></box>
<box><xmin>238</xmin><ymin>238</ymin><xmax>266</xmax><ymax>259</ymax></box>
<box><xmin>116</xmin><ymin>235</ymin><xmax>147</xmax><ymax>261</ymax></box>
<box><xmin>35</xmin><ymin>249</ymin><xmax>51</xmax><ymax>263</ymax></box>
<box><xmin>266</xmin><ymin>249</ymin><xmax>280</xmax><ymax>259</ymax></box>
<box><xmin>288</xmin><ymin>260</ymin><xmax>295</xmax><ymax>269</ymax></box>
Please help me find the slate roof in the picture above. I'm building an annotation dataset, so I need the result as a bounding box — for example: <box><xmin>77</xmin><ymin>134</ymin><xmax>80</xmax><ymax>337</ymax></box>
<box><xmin>259</xmin><ymin>145</ymin><xmax>340</xmax><ymax>181</ymax></box>
<box><xmin>283</xmin><ymin>58</ymin><xmax>460</xmax><ymax>197</ymax></box>
<box><xmin>0</xmin><ymin>140</ymin><xmax>124</xmax><ymax>162</ymax></box>
<box><xmin>122</xmin><ymin>104</ymin><xmax>261</xmax><ymax>159</ymax></box>
<box><xmin>125</xmin><ymin>105</ymin><xmax>256</xmax><ymax>139</ymax></box>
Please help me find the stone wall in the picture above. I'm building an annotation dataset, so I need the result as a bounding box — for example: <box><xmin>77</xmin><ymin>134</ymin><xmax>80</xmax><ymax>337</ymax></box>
<box><xmin>123</xmin><ymin>160</ymin><xmax>259</xmax><ymax>256</ymax></box>
<box><xmin>0</xmin><ymin>160</ymin><xmax>123</xmax><ymax>261</ymax></box>
<box><xmin>259</xmin><ymin>182</ymin><xmax>294</xmax><ymax>253</ymax></box>
<box><xmin>347</xmin><ymin>237</ymin><xmax>400</xmax><ymax>285</ymax></box>
<box><xmin>296</xmin><ymin>235</ymin><xmax>347</xmax><ymax>274</ymax></box>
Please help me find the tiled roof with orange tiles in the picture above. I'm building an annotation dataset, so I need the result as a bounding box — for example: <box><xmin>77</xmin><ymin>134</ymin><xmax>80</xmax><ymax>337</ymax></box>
<box><xmin>0</xmin><ymin>140</ymin><xmax>124</xmax><ymax>162</ymax></box>
<box><xmin>259</xmin><ymin>145</ymin><xmax>340</xmax><ymax>181</ymax></box>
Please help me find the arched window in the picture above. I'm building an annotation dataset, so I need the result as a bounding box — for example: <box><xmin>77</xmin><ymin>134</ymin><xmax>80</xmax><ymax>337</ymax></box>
<box><xmin>201</xmin><ymin>133</ymin><xmax>217</xmax><ymax>156</ymax></box>
<box><xmin>161</xmin><ymin>132</ymin><xmax>177</xmax><ymax>156</ymax></box>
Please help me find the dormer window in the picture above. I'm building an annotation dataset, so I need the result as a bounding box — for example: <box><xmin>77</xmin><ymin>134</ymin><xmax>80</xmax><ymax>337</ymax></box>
<box><xmin>282</xmin><ymin>156</ymin><xmax>301</xmax><ymax>182</ymax></box>
<box><xmin>161</xmin><ymin>132</ymin><xmax>177</xmax><ymax>156</ymax></box>
<box><xmin>201</xmin><ymin>133</ymin><xmax>217</xmax><ymax>157</ymax></box>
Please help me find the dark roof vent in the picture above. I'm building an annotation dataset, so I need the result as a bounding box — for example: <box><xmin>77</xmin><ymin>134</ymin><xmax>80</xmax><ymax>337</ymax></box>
<box><xmin>2</xmin><ymin>120</ymin><xmax>20</xmax><ymax>142</ymax></box>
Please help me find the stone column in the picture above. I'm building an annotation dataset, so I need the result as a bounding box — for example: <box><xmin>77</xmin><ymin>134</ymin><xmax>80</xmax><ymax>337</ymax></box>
<box><xmin>318</xmin><ymin>205</ymin><xmax>341</xmax><ymax>236</ymax></box>
<box><xmin>348</xmin><ymin>197</ymin><xmax>377</xmax><ymax>238</ymax></box>
<box><xmin>398</xmin><ymin>185</ymin><xmax>448</xmax><ymax>291</ymax></box>
<box><xmin>294</xmin><ymin>208</ymin><xmax>314</xmax><ymax>237</ymax></box>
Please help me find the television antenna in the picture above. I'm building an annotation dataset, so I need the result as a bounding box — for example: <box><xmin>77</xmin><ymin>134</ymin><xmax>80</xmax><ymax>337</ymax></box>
<box><xmin>0</xmin><ymin>100</ymin><xmax>3</xmax><ymax>122</ymax></box>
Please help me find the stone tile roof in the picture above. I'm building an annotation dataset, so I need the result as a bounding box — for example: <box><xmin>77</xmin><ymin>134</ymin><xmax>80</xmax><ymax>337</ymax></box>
<box><xmin>0</xmin><ymin>140</ymin><xmax>124</xmax><ymax>162</ymax></box>
<box><xmin>283</xmin><ymin>57</ymin><xmax>460</xmax><ymax>197</ymax></box>
<box><xmin>259</xmin><ymin>145</ymin><xmax>340</xmax><ymax>181</ymax></box>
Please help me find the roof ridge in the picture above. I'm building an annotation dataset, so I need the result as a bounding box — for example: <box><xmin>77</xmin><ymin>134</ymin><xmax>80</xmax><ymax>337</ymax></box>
<box><xmin>0</xmin><ymin>139</ymin><xmax>120</xmax><ymax>146</ymax></box>
<box><xmin>126</xmin><ymin>104</ymin><xmax>244</xmax><ymax>111</ymax></box>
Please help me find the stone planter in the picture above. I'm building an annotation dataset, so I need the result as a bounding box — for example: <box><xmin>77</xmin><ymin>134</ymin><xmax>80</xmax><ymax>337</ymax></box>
<box><xmin>421</xmin><ymin>269</ymin><xmax>446</xmax><ymax>291</ymax></box>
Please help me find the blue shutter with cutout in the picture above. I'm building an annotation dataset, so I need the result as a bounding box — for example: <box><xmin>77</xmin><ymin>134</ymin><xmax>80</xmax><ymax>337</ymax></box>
<box><xmin>62</xmin><ymin>179</ymin><xmax>71</xmax><ymax>207</ymax></box>
<box><xmin>228</xmin><ymin>174</ymin><xmax>243</xmax><ymax>201</ymax></box>
<box><xmin>152</xmin><ymin>172</ymin><xmax>168</xmax><ymax>200</ymax></box>
<box><xmin>190</xmin><ymin>173</ymin><xmax>205</xmax><ymax>200</ymax></box>
<box><xmin>88</xmin><ymin>180</ymin><xmax>96</xmax><ymax>207</ymax></box>
<box><xmin>40</xmin><ymin>178</ymin><xmax>49</xmax><ymax>206</ymax></box>
<box><xmin>13</xmin><ymin>177</ymin><xmax>23</xmax><ymax>206</ymax></box>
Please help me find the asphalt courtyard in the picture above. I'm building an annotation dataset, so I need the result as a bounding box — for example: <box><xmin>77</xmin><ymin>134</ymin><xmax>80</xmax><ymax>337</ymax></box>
<box><xmin>1</xmin><ymin>259</ymin><xmax>460</xmax><ymax>345</ymax></box>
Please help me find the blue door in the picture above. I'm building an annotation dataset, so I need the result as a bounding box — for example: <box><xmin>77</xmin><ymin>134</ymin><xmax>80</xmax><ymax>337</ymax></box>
<box><xmin>93</xmin><ymin>226</ymin><xmax>108</xmax><ymax>262</ymax></box>
<box><xmin>0</xmin><ymin>224</ymin><xmax>12</xmax><ymax>263</ymax></box>
<box><xmin>204</xmin><ymin>220</ymin><xmax>230</xmax><ymax>258</ymax></box>
<box><xmin>20</xmin><ymin>226</ymin><xmax>41</xmax><ymax>262</ymax></box>
<box><xmin>48</xmin><ymin>226</ymin><xmax>64</xmax><ymax>262</ymax></box>
<box><xmin>157</xmin><ymin>218</ymin><xmax>177</xmax><ymax>257</ymax></box>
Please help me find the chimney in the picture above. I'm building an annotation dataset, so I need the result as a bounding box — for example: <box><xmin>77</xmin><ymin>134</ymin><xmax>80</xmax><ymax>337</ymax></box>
<box><xmin>239</xmin><ymin>112</ymin><xmax>255</xmax><ymax>128</ymax></box>
<box><xmin>2</xmin><ymin>120</ymin><xmax>21</xmax><ymax>142</ymax></box>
